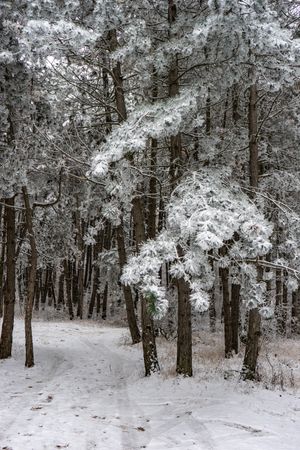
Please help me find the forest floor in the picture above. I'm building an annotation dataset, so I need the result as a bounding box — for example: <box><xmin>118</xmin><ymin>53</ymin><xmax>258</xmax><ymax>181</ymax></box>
<box><xmin>0</xmin><ymin>319</ymin><xmax>300</xmax><ymax>450</ymax></box>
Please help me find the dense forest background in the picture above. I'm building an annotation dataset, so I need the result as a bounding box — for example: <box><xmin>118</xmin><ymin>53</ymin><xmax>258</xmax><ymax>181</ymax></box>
<box><xmin>0</xmin><ymin>0</ymin><xmax>300</xmax><ymax>382</ymax></box>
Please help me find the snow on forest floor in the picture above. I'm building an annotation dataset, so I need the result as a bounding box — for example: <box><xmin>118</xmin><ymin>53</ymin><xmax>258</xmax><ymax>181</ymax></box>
<box><xmin>0</xmin><ymin>319</ymin><xmax>300</xmax><ymax>450</ymax></box>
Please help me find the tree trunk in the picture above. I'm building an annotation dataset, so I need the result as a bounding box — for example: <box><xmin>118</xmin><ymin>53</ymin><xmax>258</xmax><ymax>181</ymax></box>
<box><xmin>101</xmin><ymin>222</ymin><xmax>112</xmax><ymax>320</ymax></box>
<box><xmin>292</xmin><ymin>288</ymin><xmax>300</xmax><ymax>334</ymax></box>
<box><xmin>64</xmin><ymin>260</ymin><xmax>74</xmax><ymax>320</ymax></box>
<box><xmin>75</xmin><ymin>208</ymin><xmax>84</xmax><ymax>319</ymax></box>
<box><xmin>102</xmin><ymin>282</ymin><xmax>108</xmax><ymax>320</ymax></box>
<box><xmin>22</xmin><ymin>186</ymin><xmax>37</xmax><ymax>368</ymax></box>
<box><xmin>0</xmin><ymin>197</ymin><xmax>16</xmax><ymax>359</ymax></box>
<box><xmin>34</xmin><ymin>269</ymin><xmax>41</xmax><ymax>311</ymax></box>
<box><xmin>84</xmin><ymin>244</ymin><xmax>92</xmax><ymax>289</ymax></box>
<box><xmin>140</xmin><ymin>291</ymin><xmax>160</xmax><ymax>376</ymax></box>
<box><xmin>282</xmin><ymin>273</ymin><xmax>288</xmax><ymax>336</ymax></box>
<box><xmin>132</xmin><ymin>196</ymin><xmax>160</xmax><ymax>375</ymax></box>
<box><xmin>147</xmin><ymin>137</ymin><xmax>157</xmax><ymax>240</ymax></box>
<box><xmin>88</xmin><ymin>266</ymin><xmax>100</xmax><ymax>319</ymax></box>
<box><xmin>72</xmin><ymin>261</ymin><xmax>78</xmax><ymax>305</ymax></box>
<box><xmin>208</xmin><ymin>253</ymin><xmax>216</xmax><ymax>333</ymax></box>
<box><xmin>176</xmin><ymin>247</ymin><xmax>192</xmax><ymax>376</ymax></box>
<box><xmin>41</xmin><ymin>268</ymin><xmax>48</xmax><ymax>309</ymax></box>
<box><xmin>220</xmin><ymin>265</ymin><xmax>232</xmax><ymax>358</ymax></box>
<box><xmin>242</xmin><ymin>82</ymin><xmax>261</xmax><ymax>380</ymax></box>
<box><xmin>108</xmin><ymin>29</ymin><xmax>141</xmax><ymax>344</ymax></box>
<box><xmin>57</xmin><ymin>272</ymin><xmax>64</xmax><ymax>310</ymax></box>
<box><xmin>0</xmin><ymin>205</ymin><xmax>6</xmax><ymax>318</ymax></box>
<box><xmin>242</xmin><ymin>308</ymin><xmax>261</xmax><ymax>380</ymax></box>
<box><xmin>116</xmin><ymin>223</ymin><xmax>141</xmax><ymax>344</ymax></box>
<box><xmin>168</xmin><ymin>0</ymin><xmax>192</xmax><ymax>377</ymax></box>
<box><xmin>275</xmin><ymin>269</ymin><xmax>284</xmax><ymax>334</ymax></box>
<box><xmin>231</xmin><ymin>283</ymin><xmax>240</xmax><ymax>354</ymax></box>
<box><xmin>209</xmin><ymin>293</ymin><xmax>216</xmax><ymax>333</ymax></box>
<box><xmin>109</xmin><ymin>27</ymin><xmax>159</xmax><ymax>372</ymax></box>
<box><xmin>88</xmin><ymin>230</ymin><xmax>103</xmax><ymax>319</ymax></box>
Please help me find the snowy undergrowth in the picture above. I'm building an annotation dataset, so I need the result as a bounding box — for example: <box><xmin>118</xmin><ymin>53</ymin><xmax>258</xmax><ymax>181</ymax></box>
<box><xmin>120</xmin><ymin>328</ymin><xmax>300</xmax><ymax>391</ymax></box>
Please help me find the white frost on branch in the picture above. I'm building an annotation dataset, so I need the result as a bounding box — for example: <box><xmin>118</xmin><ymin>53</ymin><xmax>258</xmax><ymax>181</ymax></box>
<box><xmin>90</xmin><ymin>88</ymin><xmax>202</xmax><ymax>178</ymax></box>
<box><xmin>122</xmin><ymin>169</ymin><xmax>273</xmax><ymax>317</ymax></box>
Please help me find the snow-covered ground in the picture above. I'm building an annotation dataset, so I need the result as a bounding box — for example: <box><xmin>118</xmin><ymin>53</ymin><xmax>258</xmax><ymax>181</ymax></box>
<box><xmin>0</xmin><ymin>319</ymin><xmax>300</xmax><ymax>450</ymax></box>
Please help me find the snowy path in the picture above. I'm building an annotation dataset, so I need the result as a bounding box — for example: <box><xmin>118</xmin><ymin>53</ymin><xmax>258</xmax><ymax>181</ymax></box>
<box><xmin>0</xmin><ymin>320</ymin><xmax>300</xmax><ymax>450</ymax></box>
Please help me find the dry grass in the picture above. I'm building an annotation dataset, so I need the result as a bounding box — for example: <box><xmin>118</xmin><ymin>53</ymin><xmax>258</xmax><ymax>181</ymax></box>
<box><xmin>118</xmin><ymin>324</ymin><xmax>300</xmax><ymax>390</ymax></box>
<box><xmin>258</xmin><ymin>336</ymin><xmax>300</xmax><ymax>390</ymax></box>
<box><xmin>155</xmin><ymin>330</ymin><xmax>300</xmax><ymax>390</ymax></box>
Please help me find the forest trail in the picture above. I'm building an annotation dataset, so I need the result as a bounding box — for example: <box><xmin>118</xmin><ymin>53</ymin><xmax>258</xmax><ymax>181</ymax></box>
<box><xmin>0</xmin><ymin>319</ymin><xmax>300</xmax><ymax>450</ymax></box>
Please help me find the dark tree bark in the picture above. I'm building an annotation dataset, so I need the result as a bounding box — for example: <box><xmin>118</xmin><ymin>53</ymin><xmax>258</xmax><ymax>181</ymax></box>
<box><xmin>167</xmin><ymin>0</ymin><xmax>192</xmax><ymax>377</ymax></box>
<box><xmin>64</xmin><ymin>260</ymin><xmax>74</xmax><ymax>320</ymax></box>
<box><xmin>102</xmin><ymin>222</ymin><xmax>111</xmax><ymax>321</ymax></box>
<box><xmin>96</xmin><ymin>291</ymin><xmax>101</xmax><ymax>316</ymax></box>
<box><xmin>88</xmin><ymin>230</ymin><xmax>103</xmax><ymax>319</ymax></box>
<box><xmin>108</xmin><ymin>28</ymin><xmax>141</xmax><ymax>345</ymax></box>
<box><xmin>219</xmin><ymin>245</ymin><xmax>232</xmax><ymax>358</ymax></box>
<box><xmin>0</xmin><ymin>197</ymin><xmax>16</xmax><ymax>360</ymax></box>
<box><xmin>75</xmin><ymin>207</ymin><xmax>84</xmax><ymax>319</ymax></box>
<box><xmin>281</xmin><ymin>272</ymin><xmax>288</xmax><ymax>336</ymax></box>
<box><xmin>231</xmin><ymin>283</ymin><xmax>240</xmax><ymax>354</ymax></box>
<box><xmin>34</xmin><ymin>269</ymin><xmax>41</xmax><ymax>311</ymax></box>
<box><xmin>102</xmin><ymin>282</ymin><xmax>108</xmax><ymax>320</ymax></box>
<box><xmin>41</xmin><ymin>268</ymin><xmax>49</xmax><ymax>309</ymax></box>
<box><xmin>176</xmin><ymin>246</ymin><xmax>192</xmax><ymax>376</ymax></box>
<box><xmin>242</xmin><ymin>82</ymin><xmax>262</xmax><ymax>380</ymax></box>
<box><xmin>57</xmin><ymin>272</ymin><xmax>64</xmax><ymax>310</ymax></box>
<box><xmin>132</xmin><ymin>196</ymin><xmax>160</xmax><ymax>375</ymax></box>
<box><xmin>116</xmin><ymin>223</ymin><xmax>141</xmax><ymax>344</ymax></box>
<box><xmin>148</xmin><ymin>137</ymin><xmax>158</xmax><ymax>240</ymax></box>
<box><xmin>292</xmin><ymin>288</ymin><xmax>300</xmax><ymax>334</ymax></box>
<box><xmin>71</xmin><ymin>261</ymin><xmax>78</xmax><ymax>306</ymax></box>
<box><xmin>208</xmin><ymin>252</ymin><xmax>216</xmax><ymax>333</ymax></box>
<box><xmin>0</xmin><ymin>205</ymin><xmax>6</xmax><ymax>318</ymax></box>
<box><xmin>209</xmin><ymin>293</ymin><xmax>216</xmax><ymax>333</ymax></box>
<box><xmin>22</xmin><ymin>186</ymin><xmax>37</xmax><ymax>368</ymax></box>
<box><xmin>275</xmin><ymin>269</ymin><xmax>284</xmax><ymax>334</ymax></box>
<box><xmin>88</xmin><ymin>265</ymin><xmax>100</xmax><ymax>319</ymax></box>
<box><xmin>84</xmin><ymin>244</ymin><xmax>92</xmax><ymax>290</ymax></box>
<box><xmin>220</xmin><ymin>264</ymin><xmax>232</xmax><ymax>358</ymax></box>
<box><xmin>242</xmin><ymin>307</ymin><xmax>261</xmax><ymax>380</ymax></box>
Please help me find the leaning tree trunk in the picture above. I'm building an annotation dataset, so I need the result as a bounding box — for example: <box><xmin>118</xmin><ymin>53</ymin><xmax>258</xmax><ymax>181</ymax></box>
<box><xmin>0</xmin><ymin>197</ymin><xmax>16</xmax><ymax>360</ymax></box>
<box><xmin>109</xmin><ymin>28</ymin><xmax>159</xmax><ymax>372</ymax></box>
<box><xmin>22</xmin><ymin>186</ymin><xmax>37</xmax><ymax>368</ymax></box>
<box><xmin>116</xmin><ymin>223</ymin><xmax>141</xmax><ymax>344</ymax></box>
<box><xmin>108</xmin><ymin>28</ymin><xmax>141</xmax><ymax>345</ymax></box>
<box><xmin>242</xmin><ymin>82</ymin><xmax>262</xmax><ymax>380</ymax></box>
